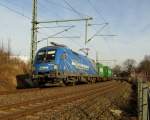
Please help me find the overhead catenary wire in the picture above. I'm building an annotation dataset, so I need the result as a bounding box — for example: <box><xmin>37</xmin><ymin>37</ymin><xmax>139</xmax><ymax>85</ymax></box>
<box><xmin>52</xmin><ymin>33</ymin><xmax>83</xmax><ymax>49</ymax></box>
<box><xmin>87</xmin><ymin>0</ymin><xmax>118</xmax><ymax>60</ymax></box>
<box><xmin>87</xmin><ymin>0</ymin><xmax>117</xmax><ymax>46</ymax></box>
<box><xmin>37</xmin><ymin>29</ymin><xmax>83</xmax><ymax>49</ymax></box>
<box><xmin>0</xmin><ymin>0</ymin><xmax>49</xmax><ymax>31</ymax></box>
<box><xmin>0</xmin><ymin>0</ymin><xmax>105</xmax><ymax>57</ymax></box>
<box><xmin>0</xmin><ymin>2</ymin><xmax>31</xmax><ymax>20</ymax></box>
<box><xmin>46</xmin><ymin>0</ymin><xmax>92</xmax><ymax>53</ymax></box>
<box><xmin>39</xmin><ymin>0</ymin><xmax>86</xmax><ymax>49</ymax></box>
<box><xmin>0</xmin><ymin>1</ymin><xmax>86</xmax><ymax>38</ymax></box>
<box><xmin>63</xmin><ymin>0</ymin><xmax>86</xmax><ymax>18</ymax></box>
<box><xmin>4</xmin><ymin>0</ymin><xmax>26</xmax><ymax>13</ymax></box>
<box><xmin>83</xmin><ymin>22</ymin><xmax>108</xmax><ymax>57</ymax></box>
<box><xmin>0</xmin><ymin>1</ymin><xmax>56</xmax><ymax>29</ymax></box>
<box><xmin>0</xmin><ymin>0</ymin><xmax>84</xmax><ymax>56</ymax></box>
<box><xmin>88</xmin><ymin>23</ymin><xmax>109</xmax><ymax>26</ymax></box>
<box><xmin>54</xmin><ymin>0</ymin><xmax>109</xmax><ymax>55</ymax></box>
<box><xmin>38</xmin><ymin>0</ymin><xmax>62</xmax><ymax>19</ymax></box>
<box><xmin>96</xmin><ymin>34</ymin><xmax>117</xmax><ymax>37</ymax></box>
<box><xmin>102</xmin><ymin>36</ymin><xmax>117</xmax><ymax>60</ymax></box>
<box><xmin>44</xmin><ymin>0</ymin><xmax>74</xmax><ymax>12</ymax></box>
<box><xmin>0</xmin><ymin>0</ymin><xmax>68</xmax><ymax>40</ymax></box>
<box><xmin>40</xmin><ymin>0</ymin><xmax>86</xmax><ymax>48</ymax></box>
<box><xmin>89</xmin><ymin>24</ymin><xmax>117</xmax><ymax>63</ymax></box>
<box><xmin>87</xmin><ymin>23</ymin><xmax>108</xmax><ymax>43</ymax></box>
<box><xmin>37</xmin><ymin>25</ymin><xmax>75</xmax><ymax>43</ymax></box>
<box><xmin>88</xmin><ymin>25</ymin><xmax>117</xmax><ymax>61</ymax></box>
<box><xmin>37</xmin><ymin>25</ymin><xmax>75</xmax><ymax>29</ymax></box>
<box><xmin>0</xmin><ymin>1</ymin><xmax>60</xmax><ymax>50</ymax></box>
<box><xmin>44</xmin><ymin>36</ymin><xmax>80</xmax><ymax>38</ymax></box>
<box><xmin>44</xmin><ymin>0</ymin><xmax>86</xmax><ymax>18</ymax></box>
<box><xmin>87</xmin><ymin>0</ymin><xmax>107</xmax><ymax>22</ymax></box>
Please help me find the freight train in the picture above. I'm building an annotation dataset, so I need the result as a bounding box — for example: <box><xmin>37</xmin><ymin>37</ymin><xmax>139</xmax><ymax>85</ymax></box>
<box><xmin>32</xmin><ymin>43</ymin><xmax>112</xmax><ymax>86</ymax></box>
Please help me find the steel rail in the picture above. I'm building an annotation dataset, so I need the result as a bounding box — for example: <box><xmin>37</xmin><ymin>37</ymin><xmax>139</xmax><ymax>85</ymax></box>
<box><xmin>0</xmin><ymin>82</ymin><xmax>118</xmax><ymax>120</ymax></box>
<box><xmin>0</xmin><ymin>80</ymin><xmax>114</xmax><ymax>96</ymax></box>
<box><xmin>0</xmin><ymin>82</ymin><xmax>116</xmax><ymax>110</ymax></box>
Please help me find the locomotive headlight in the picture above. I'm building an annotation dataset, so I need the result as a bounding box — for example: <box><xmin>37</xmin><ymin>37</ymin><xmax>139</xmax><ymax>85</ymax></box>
<box><xmin>54</xmin><ymin>64</ymin><xmax>58</xmax><ymax>70</ymax></box>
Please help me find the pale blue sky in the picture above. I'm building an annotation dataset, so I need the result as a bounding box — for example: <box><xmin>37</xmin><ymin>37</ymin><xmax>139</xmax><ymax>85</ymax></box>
<box><xmin>0</xmin><ymin>0</ymin><xmax>150</xmax><ymax>65</ymax></box>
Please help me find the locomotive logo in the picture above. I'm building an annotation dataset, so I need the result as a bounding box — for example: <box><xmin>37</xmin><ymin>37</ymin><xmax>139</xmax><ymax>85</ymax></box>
<box><xmin>61</xmin><ymin>52</ymin><xmax>67</xmax><ymax>60</ymax></box>
<box><xmin>72</xmin><ymin>60</ymin><xmax>89</xmax><ymax>70</ymax></box>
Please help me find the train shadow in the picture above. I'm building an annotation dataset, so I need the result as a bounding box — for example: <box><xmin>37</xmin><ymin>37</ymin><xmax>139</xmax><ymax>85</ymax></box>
<box><xmin>16</xmin><ymin>75</ymin><xmax>66</xmax><ymax>89</ymax></box>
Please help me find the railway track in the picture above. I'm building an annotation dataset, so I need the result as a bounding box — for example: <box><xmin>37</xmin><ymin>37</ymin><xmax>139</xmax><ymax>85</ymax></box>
<box><xmin>0</xmin><ymin>81</ymin><xmax>119</xmax><ymax>120</ymax></box>
<box><xmin>0</xmin><ymin>88</ymin><xmax>41</xmax><ymax>95</ymax></box>
<box><xmin>0</xmin><ymin>81</ymin><xmax>113</xmax><ymax>96</ymax></box>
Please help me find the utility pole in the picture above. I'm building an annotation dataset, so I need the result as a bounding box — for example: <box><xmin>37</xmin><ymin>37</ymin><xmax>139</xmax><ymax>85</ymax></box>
<box><xmin>30</xmin><ymin>0</ymin><xmax>37</xmax><ymax>65</ymax></box>
<box><xmin>84</xmin><ymin>22</ymin><xmax>109</xmax><ymax>56</ymax></box>
<box><xmin>78</xmin><ymin>17</ymin><xmax>91</xmax><ymax>56</ymax></box>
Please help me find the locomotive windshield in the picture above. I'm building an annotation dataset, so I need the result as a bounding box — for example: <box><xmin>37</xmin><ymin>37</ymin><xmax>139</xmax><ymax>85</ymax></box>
<box><xmin>36</xmin><ymin>49</ymin><xmax>56</xmax><ymax>63</ymax></box>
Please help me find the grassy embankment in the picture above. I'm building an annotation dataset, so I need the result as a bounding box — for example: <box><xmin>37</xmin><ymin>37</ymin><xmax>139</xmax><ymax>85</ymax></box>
<box><xmin>0</xmin><ymin>49</ymin><xmax>29</xmax><ymax>91</ymax></box>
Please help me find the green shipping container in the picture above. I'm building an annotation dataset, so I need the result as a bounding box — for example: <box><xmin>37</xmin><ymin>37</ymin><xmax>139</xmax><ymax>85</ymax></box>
<box><xmin>108</xmin><ymin>68</ymin><xmax>112</xmax><ymax>77</ymax></box>
<box><xmin>103</xmin><ymin>66</ymin><xmax>112</xmax><ymax>78</ymax></box>
<box><xmin>103</xmin><ymin>66</ymin><xmax>108</xmax><ymax>77</ymax></box>
<box><xmin>96</xmin><ymin>63</ymin><xmax>104</xmax><ymax>77</ymax></box>
<box><xmin>96</xmin><ymin>63</ymin><xmax>112</xmax><ymax>78</ymax></box>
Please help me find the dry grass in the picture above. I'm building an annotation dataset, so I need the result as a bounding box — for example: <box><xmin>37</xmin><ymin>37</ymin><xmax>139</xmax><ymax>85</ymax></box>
<box><xmin>0</xmin><ymin>49</ymin><xmax>30</xmax><ymax>91</ymax></box>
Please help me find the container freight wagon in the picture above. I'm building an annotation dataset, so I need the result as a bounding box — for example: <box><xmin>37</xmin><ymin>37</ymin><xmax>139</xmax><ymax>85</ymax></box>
<box><xmin>96</xmin><ymin>63</ymin><xmax>104</xmax><ymax>80</ymax></box>
<box><xmin>108</xmin><ymin>68</ymin><xmax>112</xmax><ymax>77</ymax></box>
<box><xmin>96</xmin><ymin>63</ymin><xmax>112</xmax><ymax>81</ymax></box>
<box><xmin>32</xmin><ymin>45</ymin><xmax>101</xmax><ymax>86</ymax></box>
<box><xmin>103</xmin><ymin>66</ymin><xmax>112</xmax><ymax>80</ymax></box>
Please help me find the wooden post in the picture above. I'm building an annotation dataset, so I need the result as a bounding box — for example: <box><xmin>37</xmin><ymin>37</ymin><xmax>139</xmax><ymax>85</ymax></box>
<box><xmin>142</xmin><ymin>83</ymin><xmax>148</xmax><ymax>120</ymax></box>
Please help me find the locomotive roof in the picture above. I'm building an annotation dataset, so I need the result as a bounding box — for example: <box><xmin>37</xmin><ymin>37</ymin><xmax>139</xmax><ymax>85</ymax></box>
<box><xmin>38</xmin><ymin>46</ymin><xmax>95</xmax><ymax>61</ymax></box>
<box><xmin>39</xmin><ymin>45</ymin><xmax>67</xmax><ymax>50</ymax></box>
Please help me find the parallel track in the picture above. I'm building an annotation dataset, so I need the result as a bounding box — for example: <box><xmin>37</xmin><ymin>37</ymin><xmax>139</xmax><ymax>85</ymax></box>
<box><xmin>0</xmin><ymin>88</ymin><xmax>40</xmax><ymax>95</ymax></box>
<box><xmin>0</xmin><ymin>81</ymin><xmax>111</xmax><ymax>95</ymax></box>
<box><xmin>0</xmin><ymin>81</ymin><xmax>118</xmax><ymax>120</ymax></box>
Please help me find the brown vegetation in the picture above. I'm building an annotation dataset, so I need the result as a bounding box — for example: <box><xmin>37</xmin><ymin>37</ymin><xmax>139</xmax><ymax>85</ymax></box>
<box><xmin>113</xmin><ymin>56</ymin><xmax>150</xmax><ymax>78</ymax></box>
<box><xmin>137</xmin><ymin>55</ymin><xmax>150</xmax><ymax>74</ymax></box>
<box><xmin>0</xmin><ymin>49</ymin><xmax>29</xmax><ymax>91</ymax></box>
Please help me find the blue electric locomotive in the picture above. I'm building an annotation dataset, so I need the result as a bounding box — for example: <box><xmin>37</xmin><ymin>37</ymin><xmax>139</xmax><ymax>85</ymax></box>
<box><xmin>32</xmin><ymin>44</ymin><xmax>98</xmax><ymax>85</ymax></box>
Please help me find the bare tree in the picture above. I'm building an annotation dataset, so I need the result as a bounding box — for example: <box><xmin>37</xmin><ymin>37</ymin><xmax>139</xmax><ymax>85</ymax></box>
<box><xmin>112</xmin><ymin>65</ymin><xmax>121</xmax><ymax>76</ymax></box>
<box><xmin>123</xmin><ymin>59</ymin><xmax>136</xmax><ymax>72</ymax></box>
<box><xmin>138</xmin><ymin>55</ymin><xmax>150</xmax><ymax>73</ymax></box>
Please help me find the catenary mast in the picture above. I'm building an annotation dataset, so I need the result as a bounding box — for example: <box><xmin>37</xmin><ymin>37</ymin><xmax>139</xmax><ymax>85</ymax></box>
<box><xmin>30</xmin><ymin>0</ymin><xmax>37</xmax><ymax>65</ymax></box>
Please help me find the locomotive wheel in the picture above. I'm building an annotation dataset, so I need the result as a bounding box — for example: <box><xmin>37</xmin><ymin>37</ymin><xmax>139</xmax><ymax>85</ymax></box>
<box><xmin>67</xmin><ymin>81</ymin><xmax>76</xmax><ymax>86</ymax></box>
<box><xmin>71</xmin><ymin>81</ymin><xmax>76</xmax><ymax>86</ymax></box>
<box><xmin>92</xmin><ymin>79</ymin><xmax>96</xmax><ymax>84</ymax></box>
<box><xmin>59</xmin><ymin>80</ymin><xmax>66</xmax><ymax>87</ymax></box>
<box><xmin>38</xmin><ymin>81</ymin><xmax>46</xmax><ymax>88</ymax></box>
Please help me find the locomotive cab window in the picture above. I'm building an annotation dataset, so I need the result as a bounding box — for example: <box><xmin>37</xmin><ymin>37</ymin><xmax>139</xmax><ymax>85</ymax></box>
<box><xmin>46</xmin><ymin>50</ymin><xmax>56</xmax><ymax>62</ymax></box>
<box><xmin>36</xmin><ymin>49</ymin><xmax>56</xmax><ymax>63</ymax></box>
